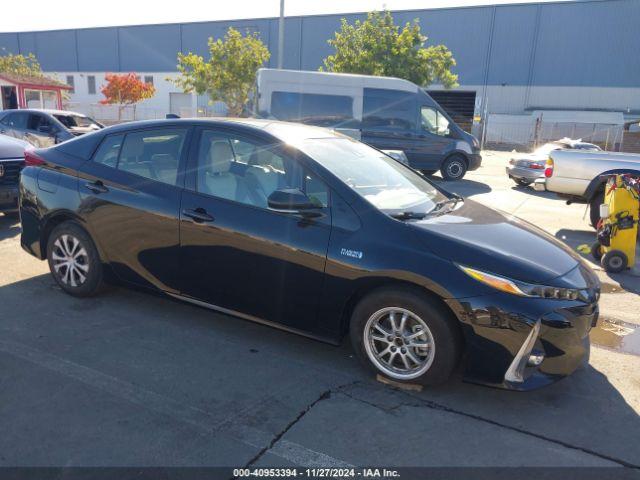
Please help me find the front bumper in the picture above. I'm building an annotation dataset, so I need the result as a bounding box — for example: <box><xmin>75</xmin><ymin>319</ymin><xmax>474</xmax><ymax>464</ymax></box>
<box><xmin>445</xmin><ymin>275</ymin><xmax>599</xmax><ymax>391</ymax></box>
<box><xmin>0</xmin><ymin>184</ymin><xmax>19</xmax><ymax>212</ymax></box>
<box><xmin>506</xmin><ymin>165</ymin><xmax>544</xmax><ymax>182</ymax></box>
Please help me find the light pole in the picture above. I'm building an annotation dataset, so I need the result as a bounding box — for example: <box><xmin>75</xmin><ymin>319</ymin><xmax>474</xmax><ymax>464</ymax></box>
<box><xmin>277</xmin><ymin>0</ymin><xmax>285</xmax><ymax>69</ymax></box>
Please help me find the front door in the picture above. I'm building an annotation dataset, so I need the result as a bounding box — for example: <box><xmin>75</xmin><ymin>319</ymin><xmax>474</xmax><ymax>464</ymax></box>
<box><xmin>414</xmin><ymin>106</ymin><xmax>454</xmax><ymax>168</ymax></box>
<box><xmin>77</xmin><ymin>127</ymin><xmax>191</xmax><ymax>292</ymax></box>
<box><xmin>179</xmin><ymin>128</ymin><xmax>332</xmax><ymax>334</ymax></box>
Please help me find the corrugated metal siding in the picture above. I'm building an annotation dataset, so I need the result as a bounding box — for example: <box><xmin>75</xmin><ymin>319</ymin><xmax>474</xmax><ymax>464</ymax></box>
<box><xmin>487</xmin><ymin>4</ymin><xmax>538</xmax><ymax>85</ymax></box>
<box><xmin>1</xmin><ymin>0</ymin><xmax>638</xmax><ymax>87</ymax></box>
<box><xmin>76</xmin><ymin>28</ymin><xmax>119</xmax><ymax>71</ymax></box>
<box><xmin>532</xmin><ymin>0</ymin><xmax>640</xmax><ymax>87</ymax></box>
<box><xmin>118</xmin><ymin>24</ymin><xmax>182</xmax><ymax>71</ymax></box>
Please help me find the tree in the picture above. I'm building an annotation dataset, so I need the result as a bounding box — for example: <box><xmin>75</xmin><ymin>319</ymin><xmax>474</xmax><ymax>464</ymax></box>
<box><xmin>100</xmin><ymin>73</ymin><xmax>156</xmax><ymax>121</ymax></box>
<box><xmin>172</xmin><ymin>27</ymin><xmax>270</xmax><ymax>117</ymax></box>
<box><xmin>321</xmin><ymin>11</ymin><xmax>458</xmax><ymax>88</ymax></box>
<box><xmin>0</xmin><ymin>49</ymin><xmax>44</xmax><ymax>77</ymax></box>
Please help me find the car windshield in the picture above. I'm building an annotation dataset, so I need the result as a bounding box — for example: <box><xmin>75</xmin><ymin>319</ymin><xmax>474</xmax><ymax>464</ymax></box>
<box><xmin>54</xmin><ymin>114</ymin><xmax>99</xmax><ymax>129</ymax></box>
<box><xmin>296</xmin><ymin>136</ymin><xmax>448</xmax><ymax>216</ymax></box>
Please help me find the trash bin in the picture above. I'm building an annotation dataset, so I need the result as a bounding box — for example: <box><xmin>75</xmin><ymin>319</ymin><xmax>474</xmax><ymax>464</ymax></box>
<box><xmin>591</xmin><ymin>174</ymin><xmax>639</xmax><ymax>273</ymax></box>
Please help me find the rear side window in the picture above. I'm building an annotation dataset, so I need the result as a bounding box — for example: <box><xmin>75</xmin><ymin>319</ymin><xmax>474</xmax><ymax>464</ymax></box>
<box><xmin>93</xmin><ymin>134</ymin><xmax>124</xmax><ymax>168</ymax></box>
<box><xmin>118</xmin><ymin>129</ymin><xmax>187</xmax><ymax>186</ymax></box>
<box><xmin>363</xmin><ymin>88</ymin><xmax>416</xmax><ymax>130</ymax></box>
<box><xmin>271</xmin><ymin>92</ymin><xmax>354</xmax><ymax>127</ymax></box>
<box><xmin>1</xmin><ymin>112</ymin><xmax>28</xmax><ymax>129</ymax></box>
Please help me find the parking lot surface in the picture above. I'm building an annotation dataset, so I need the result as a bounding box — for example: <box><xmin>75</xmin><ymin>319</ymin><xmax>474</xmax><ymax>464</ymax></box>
<box><xmin>1</xmin><ymin>151</ymin><xmax>639</xmax><ymax>470</ymax></box>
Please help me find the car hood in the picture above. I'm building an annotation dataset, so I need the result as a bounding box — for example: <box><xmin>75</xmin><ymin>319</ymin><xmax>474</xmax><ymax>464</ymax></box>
<box><xmin>410</xmin><ymin>199</ymin><xmax>581</xmax><ymax>284</ymax></box>
<box><xmin>69</xmin><ymin>125</ymin><xmax>101</xmax><ymax>135</ymax></box>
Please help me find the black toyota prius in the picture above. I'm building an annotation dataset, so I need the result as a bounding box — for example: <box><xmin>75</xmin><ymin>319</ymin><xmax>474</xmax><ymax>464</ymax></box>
<box><xmin>19</xmin><ymin>118</ymin><xmax>600</xmax><ymax>390</ymax></box>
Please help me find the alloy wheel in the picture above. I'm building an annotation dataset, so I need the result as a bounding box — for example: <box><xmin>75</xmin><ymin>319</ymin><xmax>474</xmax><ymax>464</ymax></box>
<box><xmin>51</xmin><ymin>234</ymin><xmax>89</xmax><ymax>287</ymax></box>
<box><xmin>364</xmin><ymin>307</ymin><xmax>436</xmax><ymax>380</ymax></box>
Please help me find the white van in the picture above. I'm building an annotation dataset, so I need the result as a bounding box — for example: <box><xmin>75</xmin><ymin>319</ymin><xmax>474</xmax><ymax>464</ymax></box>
<box><xmin>254</xmin><ymin>68</ymin><xmax>481</xmax><ymax>180</ymax></box>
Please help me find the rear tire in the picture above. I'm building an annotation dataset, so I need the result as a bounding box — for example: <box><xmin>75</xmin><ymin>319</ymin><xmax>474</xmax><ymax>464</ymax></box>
<box><xmin>349</xmin><ymin>287</ymin><xmax>462</xmax><ymax>386</ymax></box>
<box><xmin>601</xmin><ymin>250</ymin><xmax>628</xmax><ymax>273</ymax></box>
<box><xmin>513</xmin><ymin>178</ymin><xmax>532</xmax><ymax>187</ymax></box>
<box><xmin>589</xmin><ymin>191</ymin><xmax>604</xmax><ymax>229</ymax></box>
<box><xmin>46</xmin><ymin>221</ymin><xmax>104</xmax><ymax>297</ymax></box>
<box><xmin>440</xmin><ymin>155</ymin><xmax>467</xmax><ymax>181</ymax></box>
<box><xmin>421</xmin><ymin>169</ymin><xmax>437</xmax><ymax>176</ymax></box>
<box><xmin>4</xmin><ymin>211</ymin><xmax>19</xmax><ymax>220</ymax></box>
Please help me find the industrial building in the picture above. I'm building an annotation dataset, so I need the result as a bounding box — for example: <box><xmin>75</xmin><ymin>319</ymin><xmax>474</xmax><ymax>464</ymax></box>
<box><xmin>0</xmin><ymin>0</ymin><xmax>638</xmax><ymax>149</ymax></box>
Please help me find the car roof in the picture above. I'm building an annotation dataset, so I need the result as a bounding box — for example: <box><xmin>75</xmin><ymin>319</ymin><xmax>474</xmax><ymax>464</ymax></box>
<box><xmin>101</xmin><ymin>117</ymin><xmax>343</xmax><ymax>142</ymax></box>
<box><xmin>0</xmin><ymin>108</ymin><xmax>87</xmax><ymax>117</ymax></box>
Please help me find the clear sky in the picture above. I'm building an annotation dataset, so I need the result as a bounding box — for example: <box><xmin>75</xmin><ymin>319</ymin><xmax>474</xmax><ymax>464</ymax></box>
<box><xmin>1</xmin><ymin>0</ymin><xmax>561</xmax><ymax>32</ymax></box>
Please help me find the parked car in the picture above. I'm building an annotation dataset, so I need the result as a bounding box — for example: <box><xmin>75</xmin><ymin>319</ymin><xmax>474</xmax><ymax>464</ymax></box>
<box><xmin>254</xmin><ymin>68</ymin><xmax>481</xmax><ymax>181</ymax></box>
<box><xmin>0</xmin><ymin>109</ymin><xmax>103</xmax><ymax>148</ymax></box>
<box><xmin>0</xmin><ymin>134</ymin><xmax>29</xmax><ymax>217</ymax></box>
<box><xmin>534</xmin><ymin>149</ymin><xmax>640</xmax><ymax>227</ymax></box>
<box><xmin>507</xmin><ymin>138</ymin><xmax>601</xmax><ymax>186</ymax></box>
<box><xmin>20</xmin><ymin>119</ymin><xmax>599</xmax><ymax>390</ymax></box>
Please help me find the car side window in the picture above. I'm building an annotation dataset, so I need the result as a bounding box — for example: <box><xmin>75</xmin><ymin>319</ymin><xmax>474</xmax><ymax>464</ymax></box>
<box><xmin>93</xmin><ymin>134</ymin><xmax>124</xmax><ymax>168</ymax></box>
<box><xmin>27</xmin><ymin>114</ymin><xmax>52</xmax><ymax>132</ymax></box>
<box><xmin>3</xmin><ymin>112</ymin><xmax>28</xmax><ymax>129</ymax></box>
<box><xmin>195</xmin><ymin>131</ymin><xmax>328</xmax><ymax>209</ymax></box>
<box><xmin>116</xmin><ymin>129</ymin><xmax>187</xmax><ymax>186</ymax></box>
<box><xmin>420</xmin><ymin>107</ymin><xmax>450</xmax><ymax>137</ymax></box>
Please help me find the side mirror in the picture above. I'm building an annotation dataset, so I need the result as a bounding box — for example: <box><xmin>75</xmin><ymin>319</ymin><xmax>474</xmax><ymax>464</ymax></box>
<box><xmin>267</xmin><ymin>188</ymin><xmax>321</xmax><ymax>214</ymax></box>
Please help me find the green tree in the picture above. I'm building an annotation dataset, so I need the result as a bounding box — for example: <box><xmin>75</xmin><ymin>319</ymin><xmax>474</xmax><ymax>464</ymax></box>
<box><xmin>0</xmin><ymin>49</ymin><xmax>44</xmax><ymax>77</ymax></box>
<box><xmin>321</xmin><ymin>11</ymin><xmax>458</xmax><ymax>88</ymax></box>
<box><xmin>172</xmin><ymin>28</ymin><xmax>270</xmax><ymax>117</ymax></box>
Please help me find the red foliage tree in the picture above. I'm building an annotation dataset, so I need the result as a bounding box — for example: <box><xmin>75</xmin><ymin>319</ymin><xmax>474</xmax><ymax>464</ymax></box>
<box><xmin>100</xmin><ymin>73</ymin><xmax>156</xmax><ymax>121</ymax></box>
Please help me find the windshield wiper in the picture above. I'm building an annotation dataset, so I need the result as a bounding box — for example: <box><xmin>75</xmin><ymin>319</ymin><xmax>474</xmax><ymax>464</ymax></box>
<box><xmin>389</xmin><ymin>211</ymin><xmax>428</xmax><ymax>220</ymax></box>
<box><xmin>432</xmin><ymin>194</ymin><xmax>463</xmax><ymax>213</ymax></box>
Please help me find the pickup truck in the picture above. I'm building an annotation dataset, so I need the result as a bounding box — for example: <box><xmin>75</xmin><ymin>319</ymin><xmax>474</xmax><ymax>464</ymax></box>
<box><xmin>534</xmin><ymin>149</ymin><xmax>640</xmax><ymax>227</ymax></box>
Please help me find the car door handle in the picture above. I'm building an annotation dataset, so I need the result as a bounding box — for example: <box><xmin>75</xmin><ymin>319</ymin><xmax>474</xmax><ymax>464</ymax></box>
<box><xmin>84</xmin><ymin>180</ymin><xmax>109</xmax><ymax>194</ymax></box>
<box><xmin>183</xmin><ymin>208</ymin><xmax>214</xmax><ymax>223</ymax></box>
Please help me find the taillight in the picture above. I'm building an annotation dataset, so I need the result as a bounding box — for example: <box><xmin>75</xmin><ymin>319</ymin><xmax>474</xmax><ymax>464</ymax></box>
<box><xmin>544</xmin><ymin>158</ymin><xmax>554</xmax><ymax>178</ymax></box>
<box><xmin>528</xmin><ymin>162</ymin><xmax>544</xmax><ymax>170</ymax></box>
<box><xmin>24</xmin><ymin>150</ymin><xmax>46</xmax><ymax>167</ymax></box>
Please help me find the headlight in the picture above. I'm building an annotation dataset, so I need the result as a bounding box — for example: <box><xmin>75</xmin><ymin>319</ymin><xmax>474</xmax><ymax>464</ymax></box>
<box><xmin>459</xmin><ymin>265</ymin><xmax>580</xmax><ymax>300</ymax></box>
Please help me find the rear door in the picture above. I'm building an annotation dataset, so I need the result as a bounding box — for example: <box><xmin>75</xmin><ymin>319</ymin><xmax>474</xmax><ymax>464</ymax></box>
<box><xmin>0</xmin><ymin>111</ymin><xmax>29</xmax><ymax>141</ymax></box>
<box><xmin>24</xmin><ymin>113</ymin><xmax>57</xmax><ymax>148</ymax></box>
<box><xmin>77</xmin><ymin>126</ymin><xmax>191</xmax><ymax>292</ymax></box>
<box><xmin>179</xmin><ymin>127</ymin><xmax>332</xmax><ymax>335</ymax></box>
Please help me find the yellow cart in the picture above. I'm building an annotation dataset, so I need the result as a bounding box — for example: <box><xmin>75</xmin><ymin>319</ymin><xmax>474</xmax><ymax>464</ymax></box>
<box><xmin>591</xmin><ymin>174</ymin><xmax>639</xmax><ymax>273</ymax></box>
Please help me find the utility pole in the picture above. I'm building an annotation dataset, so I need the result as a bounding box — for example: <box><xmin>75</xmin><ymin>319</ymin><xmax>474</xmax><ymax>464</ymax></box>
<box><xmin>277</xmin><ymin>0</ymin><xmax>285</xmax><ymax>69</ymax></box>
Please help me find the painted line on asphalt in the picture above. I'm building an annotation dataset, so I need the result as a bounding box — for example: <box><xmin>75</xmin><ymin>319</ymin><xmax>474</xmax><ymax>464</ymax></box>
<box><xmin>0</xmin><ymin>338</ymin><xmax>353</xmax><ymax>468</ymax></box>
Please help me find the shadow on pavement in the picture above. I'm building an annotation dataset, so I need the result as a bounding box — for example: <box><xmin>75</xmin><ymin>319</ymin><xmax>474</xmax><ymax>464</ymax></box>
<box><xmin>0</xmin><ymin>215</ymin><xmax>21</xmax><ymax>241</ymax></box>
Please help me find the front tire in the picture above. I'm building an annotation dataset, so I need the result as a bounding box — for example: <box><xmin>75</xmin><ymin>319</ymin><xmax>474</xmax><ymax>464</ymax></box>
<box><xmin>440</xmin><ymin>155</ymin><xmax>467</xmax><ymax>181</ymax></box>
<box><xmin>349</xmin><ymin>287</ymin><xmax>462</xmax><ymax>386</ymax></box>
<box><xmin>420</xmin><ymin>169</ymin><xmax>437</xmax><ymax>176</ymax></box>
<box><xmin>47</xmin><ymin>221</ymin><xmax>104</xmax><ymax>297</ymax></box>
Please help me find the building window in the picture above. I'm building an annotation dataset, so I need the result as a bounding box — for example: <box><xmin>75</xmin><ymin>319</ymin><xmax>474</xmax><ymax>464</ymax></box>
<box><xmin>66</xmin><ymin>75</ymin><xmax>75</xmax><ymax>94</ymax></box>
<box><xmin>87</xmin><ymin>76</ymin><xmax>96</xmax><ymax>95</ymax></box>
<box><xmin>144</xmin><ymin>75</ymin><xmax>154</xmax><ymax>85</ymax></box>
